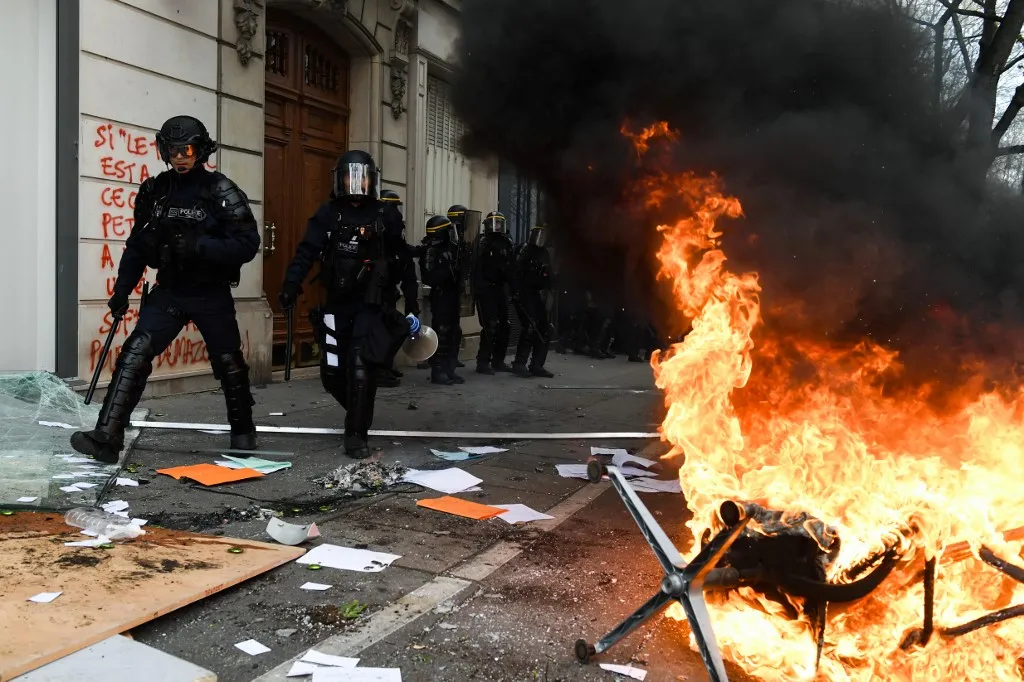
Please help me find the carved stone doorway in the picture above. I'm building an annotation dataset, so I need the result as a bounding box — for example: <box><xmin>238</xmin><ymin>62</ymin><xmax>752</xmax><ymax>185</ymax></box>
<box><xmin>263</xmin><ymin>11</ymin><xmax>350</xmax><ymax>370</ymax></box>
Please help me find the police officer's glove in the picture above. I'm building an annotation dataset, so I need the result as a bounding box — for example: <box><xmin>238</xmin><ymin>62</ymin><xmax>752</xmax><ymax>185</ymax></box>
<box><xmin>279</xmin><ymin>281</ymin><xmax>302</xmax><ymax>310</ymax></box>
<box><xmin>107</xmin><ymin>290</ymin><xmax>130</xmax><ymax>317</ymax></box>
<box><xmin>167</xmin><ymin>230</ymin><xmax>199</xmax><ymax>262</ymax></box>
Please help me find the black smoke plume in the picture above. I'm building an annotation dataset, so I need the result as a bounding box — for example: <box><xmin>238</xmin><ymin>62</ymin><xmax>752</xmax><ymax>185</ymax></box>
<box><xmin>450</xmin><ymin>0</ymin><xmax>1024</xmax><ymax>395</ymax></box>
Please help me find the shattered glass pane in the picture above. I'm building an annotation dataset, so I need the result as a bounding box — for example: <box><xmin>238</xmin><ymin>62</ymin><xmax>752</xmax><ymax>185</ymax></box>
<box><xmin>0</xmin><ymin>371</ymin><xmax>145</xmax><ymax>510</ymax></box>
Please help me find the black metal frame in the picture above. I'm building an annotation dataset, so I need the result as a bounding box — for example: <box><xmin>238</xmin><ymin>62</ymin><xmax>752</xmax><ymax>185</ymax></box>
<box><xmin>574</xmin><ymin>460</ymin><xmax>749</xmax><ymax>682</ymax></box>
<box><xmin>578</xmin><ymin>459</ymin><xmax>1024</xmax><ymax>681</ymax></box>
<box><xmin>55</xmin><ymin>0</ymin><xmax>79</xmax><ymax>379</ymax></box>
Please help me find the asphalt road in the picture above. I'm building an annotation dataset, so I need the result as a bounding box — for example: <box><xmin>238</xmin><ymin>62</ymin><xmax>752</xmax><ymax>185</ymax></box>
<box><xmin>87</xmin><ymin>353</ymin><xmax>755</xmax><ymax>682</ymax></box>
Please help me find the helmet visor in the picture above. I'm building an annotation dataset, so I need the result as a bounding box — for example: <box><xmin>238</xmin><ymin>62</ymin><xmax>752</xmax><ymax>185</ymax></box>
<box><xmin>529</xmin><ymin>228</ymin><xmax>548</xmax><ymax>248</ymax></box>
<box><xmin>484</xmin><ymin>215</ymin><xmax>506</xmax><ymax>233</ymax></box>
<box><xmin>335</xmin><ymin>162</ymin><xmax>372</xmax><ymax>197</ymax></box>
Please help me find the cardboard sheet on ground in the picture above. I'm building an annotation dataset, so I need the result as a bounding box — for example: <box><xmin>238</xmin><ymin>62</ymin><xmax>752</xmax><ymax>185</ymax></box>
<box><xmin>0</xmin><ymin>511</ymin><xmax>305</xmax><ymax>680</ymax></box>
<box><xmin>156</xmin><ymin>463</ymin><xmax>265</xmax><ymax>486</ymax></box>
<box><xmin>416</xmin><ymin>496</ymin><xmax>506</xmax><ymax>520</ymax></box>
<box><xmin>296</xmin><ymin>544</ymin><xmax>401</xmax><ymax>573</ymax></box>
<box><xmin>0</xmin><ymin>371</ymin><xmax>147</xmax><ymax>511</ymax></box>
<box><xmin>402</xmin><ymin>468</ymin><xmax>482</xmax><ymax>494</ymax></box>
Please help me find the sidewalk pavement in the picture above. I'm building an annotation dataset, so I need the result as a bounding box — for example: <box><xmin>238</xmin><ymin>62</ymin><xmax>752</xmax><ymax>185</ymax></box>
<box><xmin>95</xmin><ymin>353</ymin><xmax>738</xmax><ymax>681</ymax></box>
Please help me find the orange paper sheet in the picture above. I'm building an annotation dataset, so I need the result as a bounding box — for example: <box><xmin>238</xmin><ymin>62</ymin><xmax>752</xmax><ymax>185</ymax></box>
<box><xmin>416</xmin><ymin>496</ymin><xmax>506</xmax><ymax>520</ymax></box>
<box><xmin>156</xmin><ymin>463</ymin><xmax>265</xmax><ymax>486</ymax></box>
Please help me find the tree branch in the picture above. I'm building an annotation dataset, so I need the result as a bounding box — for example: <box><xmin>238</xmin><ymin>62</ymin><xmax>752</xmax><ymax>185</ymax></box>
<box><xmin>950</xmin><ymin>10</ymin><xmax>973</xmax><ymax>75</ymax></box>
<box><xmin>1001</xmin><ymin>51</ymin><xmax>1024</xmax><ymax>73</ymax></box>
<box><xmin>936</xmin><ymin>0</ymin><xmax>1003</xmax><ymax>20</ymax></box>
<box><xmin>995</xmin><ymin>144</ymin><xmax>1024</xmax><ymax>156</ymax></box>
<box><xmin>992</xmin><ymin>81</ymin><xmax>1024</xmax><ymax>144</ymax></box>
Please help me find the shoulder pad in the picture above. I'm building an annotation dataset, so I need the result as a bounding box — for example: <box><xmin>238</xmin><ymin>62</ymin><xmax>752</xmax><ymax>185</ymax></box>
<box><xmin>208</xmin><ymin>173</ymin><xmax>255</xmax><ymax>225</ymax></box>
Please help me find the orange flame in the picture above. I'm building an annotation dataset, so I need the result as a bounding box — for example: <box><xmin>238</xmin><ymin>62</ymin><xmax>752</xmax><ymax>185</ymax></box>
<box><xmin>631</xmin><ymin>122</ymin><xmax>1024</xmax><ymax>680</ymax></box>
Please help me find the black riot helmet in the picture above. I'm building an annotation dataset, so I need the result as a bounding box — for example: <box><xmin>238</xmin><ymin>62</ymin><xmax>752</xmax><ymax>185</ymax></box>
<box><xmin>528</xmin><ymin>225</ymin><xmax>549</xmax><ymax>248</ymax></box>
<box><xmin>482</xmin><ymin>211</ymin><xmax>506</xmax><ymax>234</ymax></box>
<box><xmin>425</xmin><ymin>215</ymin><xmax>456</xmax><ymax>245</ymax></box>
<box><xmin>380</xmin><ymin>189</ymin><xmax>403</xmax><ymax>218</ymax></box>
<box><xmin>156</xmin><ymin>115</ymin><xmax>217</xmax><ymax>165</ymax></box>
<box><xmin>333</xmin><ymin>149</ymin><xmax>379</xmax><ymax>201</ymax></box>
<box><xmin>446</xmin><ymin>204</ymin><xmax>468</xmax><ymax>239</ymax></box>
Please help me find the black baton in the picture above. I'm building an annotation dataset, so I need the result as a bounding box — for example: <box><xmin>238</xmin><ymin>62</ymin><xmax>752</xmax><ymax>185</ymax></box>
<box><xmin>85</xmin><ymin>310</ymin><xmax>124</xmax><ymax>405</ymax></box>
<box><xmin>284</xmin><ymin>305</ymin><xmax>294</xmax><ymax>382</ymax></box>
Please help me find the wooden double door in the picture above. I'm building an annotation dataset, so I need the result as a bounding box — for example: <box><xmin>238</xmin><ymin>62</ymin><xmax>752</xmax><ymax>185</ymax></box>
<box><xmin>263</xmin><ymin>12</ymin><xmax>350</xmax><ymax>368</ymax></box>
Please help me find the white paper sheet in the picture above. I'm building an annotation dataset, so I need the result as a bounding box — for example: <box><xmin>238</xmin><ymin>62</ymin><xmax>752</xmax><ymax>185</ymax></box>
<box><xmin>300</xmin><ymin>582</ymin><xmax>333</xmax><ymax>591</ymax></box>
<box><xmin>287</xmin><ymin>661</ymin><xmax>322</xmax><ymax>677</ymax></box>
<box><xmin>430</xmin><ymin>449</ymin><xmax>471</xmax><ymax>462</ymax></box>
<box><xmin>70</xmin><ymin>482</ymin><xmax>98</xmax><ymax>489</ymax></box>
<box><xmin>28</xmin><ymin>592</ymin><xmax>62</xmax><ymax>603</ymax></box>
<box><xmin>590</xmin><ymin>447</ymin><xmax>657</xmax><ymax>469</ymax></box>
<box><xmin>494</xmin><ymin>504</ymin><xmax>554</xmax><ymax>524</ymax></box>
<box><xmin>235</xmin><ymin>639</ymin><xmax>271</xmax><ymax>656</ymax></box>
<box><xmin>59</xmin><ymin>485</ymin><xmax>85</xmax><ymax>493</ymax></box>
<box><xmin>65</xmin><ymin>537</ymin><xmax>111</xmax><ymax>547</ymax></box>
<box><xmin>458</xmin><ymin>446</ymin><xmax>508</xmax><ymax>455</ymax></box>
<box><xmin>312</xmin><ymin>668</ymin><xmax>401</xmax><ymax>682</ymax></box>
<box><xmin>629</xmin><ymin>478</ymin><xmax>682</xmax><ymax>493</ymax></box>
<box><xmin>51</xmin><ymin>474</ymin><xmax>76</xmax><ymax>480</ymax></box>
<box><xmin>591</xmin><ymin>446</ymin><xmax>629</xmax><ymax>457</ymax></box>
<box><xmin>326</xmin><ymin>352</ymin><xmax>340</xmax><ymax>367</ymax></box>
<box><xmin>402</xmin><ymin>468</ymin><xmax>483</xmax><ymax>494</ymax></box>
<box><xmin>61</xmin><ymin>456</ymin><xmax>94</xmax><ymax>464</ymax></box>
<box><xmin>300</xmin><ymin>650</ymin><xmax>359</xmax><ymax>667</ymax></box>
<box><xmin>115</xmin><ymin>477</ymin><xmax>139</xmax><ymax>487</ymax></box>
<box><xmin>618</xmin><ymin>466</ymin><xmax>658</xmax><ymax>478</ymax></box>
<box><xmin>16</xmin><ymin>497</ymin><xmax>38</xmax><ymax>503</ymax></box>
<box><xmin>102</xmin><ymin>500</ymin><xmax>130</xmax><ymax>513</ymax></box>
<box><xmin>555</xmin><ymin>464</ymin><xmax>591</xmax><ymax>479</ymax></box>
<box><xmin>599</xmin><ymin>663</ymin><xmax>647</xmax><ymax>680</ymax></box>
<box><xmin>296</xmin><ymin>544</ymin><xmax>401</xmax><ymax>573</ymax></box>
<box><xmin>39</xmin><ymin>421</ymin><xmax>75</xmax><ymax>429</ymax></box>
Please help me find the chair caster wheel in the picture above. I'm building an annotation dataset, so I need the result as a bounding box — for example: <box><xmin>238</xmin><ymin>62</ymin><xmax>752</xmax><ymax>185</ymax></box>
<box><xmin>574</xmin><ymin>638</ymin><xmax>595</xmax><ymax>663</ymax></box>
<box><xmin>587</xmin><ymin>458</ymin><xmax>606</xmax><ymax>483</ymax></box>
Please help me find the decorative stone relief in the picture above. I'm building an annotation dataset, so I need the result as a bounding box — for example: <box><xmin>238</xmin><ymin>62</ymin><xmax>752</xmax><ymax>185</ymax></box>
<box><xmin>390</xmin><ymin>63</ymin><xmax>408</xmax><ymax>119</ymax></box>
<box><xmin>233</xmin><ymin>0</ymin><xmax>261</xmax><ymax>66</ymax></box>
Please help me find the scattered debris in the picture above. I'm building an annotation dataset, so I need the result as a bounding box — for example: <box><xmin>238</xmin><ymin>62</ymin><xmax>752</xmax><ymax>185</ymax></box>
<box><xmin>417</xmin><ymin>496</ymin><xmax>505</xmax><ymax>520</ymax></box>
<box><xmin>599</xmin><ymin>663</ymin><xmax>648</xmax><ymax>680</ymax></box>
<box><xmin>493</xmin><ymin>504</ymin><xmax>554</xmax><ymax>524</ymax></box>
<box><xmin>316</xmin><ymin>461</ymin><xmax>408</xmax><ymax>494</ymax></box>
<box><xmin>234</xmin><ymin>639</ymin><xmax>270</xmax><ymax>656</ymax></box>
<box><xmin>266</xmin><ymin>517</ymin><xmax>320</xmax><ymax>546</ymax></box>
<box><xmin>300</xmin><ymin>582</ymin><xmax>332</xmax><ymax>591</ymax></box>
<box><xmin>403</xmin><ymin>468</ymin><xmax>482</xmax><ymax>494</ymax></box>
<box><xmin>296</xmin><ymin>544</ymin><xmax>401</xmax><ymax>573</ymax></box>
<box><xmin>156</xmin><ymin>463</ymin><xmax>264</xmax><ymax>486</ymax></box>
<box><xmin>275</xmin><ymin>628</ymin><xmax>297</xmax><ymax>638</ymax></box>
<box><xmin>27</xmin><ymin>592</ymin><xmax>62</xmax><ymax>604</ymax></box>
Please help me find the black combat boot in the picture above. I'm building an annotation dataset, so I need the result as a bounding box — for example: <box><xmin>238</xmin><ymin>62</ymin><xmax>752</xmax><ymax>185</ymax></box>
<box><xmin>71</xmin><ymin>332</ymin><xmax>154</xmax><ymax>463</ymax></box>
<box><xmin>476</xmin><ymin>361</ymin><xmax>494</xmax><ymax>375</ymax></box>
<box><xmin>213</xmin><ymin>351</ymin><xmax>258</xmax><ymax>451</ymax></box>
<box><xmin>344</xmin><ymin>433</ymin><xmax>371</xmax><ymax>459</ymax></box>
<box><xmin>511</xmin><ymin>362</ymin><xmax>532</xmax><ymax>378</ymax></box>
<box><xmin>530</xmin><ymin>366</ymin><xmax>555</xmax><ymax>378</ymax></box>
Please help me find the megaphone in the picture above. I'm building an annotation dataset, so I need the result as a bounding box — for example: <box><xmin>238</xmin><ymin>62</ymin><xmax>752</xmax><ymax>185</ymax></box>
<box><xmin>402</xmin><ymin>325</ymin><xmax>438</xmax><ymax>362</ymax></box>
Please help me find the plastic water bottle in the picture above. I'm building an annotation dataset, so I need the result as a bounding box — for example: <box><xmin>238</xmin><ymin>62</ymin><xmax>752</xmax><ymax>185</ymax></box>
<box><xmin>64</xmin><ymin>507</ymin><xmax>146</xmax><ymax>540</ymax></box>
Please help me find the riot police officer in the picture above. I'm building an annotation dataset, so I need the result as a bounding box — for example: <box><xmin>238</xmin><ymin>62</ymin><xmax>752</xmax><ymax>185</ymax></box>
<box><xmin>278</xmin><ymin>150</ymin><xmax>421</xmax><ymax>459</ymax></box>
<box><xmin>70</xmin><ymin>115</ymin><xmax>261</xmax><ymax>463</ymax></box>
<box><xmin>472</xmin><ymin>211</ymin><xmax>514</xmax><ymax>374</ymax></box>
<box><xmin>447</xmin><ymin>204</ymin><xmax>472</xmax><ymax>372</ymax></box>
<box><xmin>511</xmin><ymin>226</ymin><xmax>555</xmax><ymax>378</ymax></box>
<box><xmin>419</xmin><ymin>215</ymin><xmax>463</xmax><ymax>385</ymax></box>
<box><xmin>377</xmin><ymin>189</ymin><xmax>420</xmax><ymax>387</ymax></box>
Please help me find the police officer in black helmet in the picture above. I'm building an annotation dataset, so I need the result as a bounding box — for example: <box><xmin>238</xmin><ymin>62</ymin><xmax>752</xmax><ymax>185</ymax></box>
<box><xmin>376</xmin><ymin>189</ymin><xmax>420</xmax><ymax>388</ymax></box>
<box><xmin>70</xmin><ymin>115</ymin><xmax>261</xmax><ymax>463</ymax></box>
<box><xmin>419</xmin><ymin>214</ymin><xmax>463</xmax><ymax>385</ymax></box>
<box><xmin>278</xmin><ymin>150</ymin><xmax>421</xmax><ymax>459</ymax></box>
<box><xmin>511</xmin><ymin>225</ymin><xmax>555</xmax><ymax>378</ymax></box>
<box><xmin>472</xmin><ymin>211</ymin><xmax>514</xmax><ymax>374</ymax></box>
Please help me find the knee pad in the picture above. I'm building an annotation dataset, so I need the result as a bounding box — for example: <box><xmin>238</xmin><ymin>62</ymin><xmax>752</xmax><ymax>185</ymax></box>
<box><xmin>210</xmin><ymin>350</ymin><xmax>247</xmax><ymax>381</ymax></box>
<box><xmin>118</xmin><ymin>330</ymin><xmax>155</xmax><ymax>369</ymax></box>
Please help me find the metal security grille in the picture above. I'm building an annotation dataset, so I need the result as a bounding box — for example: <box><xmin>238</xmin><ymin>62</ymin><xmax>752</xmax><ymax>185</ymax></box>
<box><xmin>425</xmin><ymin>75</ymin><xmax>471</xmax><ymax>216</ymax></box>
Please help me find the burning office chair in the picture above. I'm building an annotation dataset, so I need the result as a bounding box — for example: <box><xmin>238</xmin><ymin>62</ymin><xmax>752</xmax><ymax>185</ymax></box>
<box><xmin>573</xmin><ymin>459</ymin><xmax>748</xmax><ymax>681</ymax></box>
